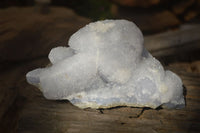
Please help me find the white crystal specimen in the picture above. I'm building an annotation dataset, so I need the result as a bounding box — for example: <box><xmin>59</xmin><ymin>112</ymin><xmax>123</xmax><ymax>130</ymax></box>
<box><xmin>26</xmin><ymin>20</ymin><xmax>185</xmax><ymax>109</ymax></box>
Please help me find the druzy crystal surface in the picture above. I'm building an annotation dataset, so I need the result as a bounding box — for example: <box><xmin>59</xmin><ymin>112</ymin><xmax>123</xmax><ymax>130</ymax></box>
<box><xmin>26</xmin><ymin>20</ymin><xmax>185</xmax><ymax>109</ymax></box>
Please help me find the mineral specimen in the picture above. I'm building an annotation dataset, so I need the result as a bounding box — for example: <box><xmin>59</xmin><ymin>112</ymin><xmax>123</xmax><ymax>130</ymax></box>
<box><xmin>26</xmin><ymin>20</ymin><xmax>185</xmax><ymax>109</ymax></box>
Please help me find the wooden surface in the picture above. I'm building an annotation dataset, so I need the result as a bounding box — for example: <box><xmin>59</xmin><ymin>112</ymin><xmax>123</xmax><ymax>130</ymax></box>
<box><xmin>0</xmin><ymin>7</ymin><xmax>200</xmax><ymax>133</ymax></box>
<box><xmin>17</xmin><ymin>67</ymin><xmax>200</xmax><ymax>133</ymax></box>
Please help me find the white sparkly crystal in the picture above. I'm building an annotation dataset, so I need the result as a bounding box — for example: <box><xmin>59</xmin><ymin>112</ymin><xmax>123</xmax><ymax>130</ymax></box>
<box><xmin>26</xmin><ymin>20</ymin><xmax>185</xmax><ymax>109</ymax></box>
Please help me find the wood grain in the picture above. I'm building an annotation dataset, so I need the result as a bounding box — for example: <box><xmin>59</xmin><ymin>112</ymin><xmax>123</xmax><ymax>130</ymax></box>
<box><xmin>16</xmin><ymin>67</ymin><xmax>200</xmax><ymax>133</ymax></box>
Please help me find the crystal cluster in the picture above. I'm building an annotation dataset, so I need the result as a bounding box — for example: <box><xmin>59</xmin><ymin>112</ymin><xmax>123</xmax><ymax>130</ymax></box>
<box><xmin>26</xmin><ymin>20</ymin><xmax>185</xmax><ymax>109</ymax></box>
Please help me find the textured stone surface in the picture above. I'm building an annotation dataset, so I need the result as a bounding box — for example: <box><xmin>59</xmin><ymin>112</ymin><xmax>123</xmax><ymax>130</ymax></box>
<box><xmin>26</xmin><ymin>20</ymin><xmax>185</xmax><ymax>109</ymax></box>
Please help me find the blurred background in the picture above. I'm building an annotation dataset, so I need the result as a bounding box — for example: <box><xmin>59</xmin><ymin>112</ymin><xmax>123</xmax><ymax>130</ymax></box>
<box><xmin>0</xmin><ymin>0</ymin><xmax>200</xmax><ymax>133</ymax></box>
<box><xmin>1</xmin><ymin>0</ymin><xmax>200</xmax><ymax>33</ymax></box>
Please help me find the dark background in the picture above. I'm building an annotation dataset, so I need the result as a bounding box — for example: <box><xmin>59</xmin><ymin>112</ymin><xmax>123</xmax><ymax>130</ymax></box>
<box><xmin>0</xmin><ymin>0</ymin><xmax>200</xmax><ymax>33</ymax></box>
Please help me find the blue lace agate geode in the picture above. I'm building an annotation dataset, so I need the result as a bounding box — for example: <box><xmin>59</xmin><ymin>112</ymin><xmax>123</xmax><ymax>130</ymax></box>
<box><xmin>26</xmin><ymin>20</ymin><xmax>185</xmax><ymax>109</ymax></box>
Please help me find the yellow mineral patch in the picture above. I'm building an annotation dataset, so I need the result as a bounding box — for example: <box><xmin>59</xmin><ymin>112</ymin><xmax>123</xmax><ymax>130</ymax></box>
<box><xmin>89</xmin><ymin>21</ymin><xmax>115</xmax><ymax>33</ymax></box>
<box><xmin>160</xmin><ymin>84</ymin><xmax>168</xmax><ymax>93</ymax></box>
<box><xmin>114</xmin><ymin>69</ymin><xmax>131</xmax><ymax>83</ymax></box>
